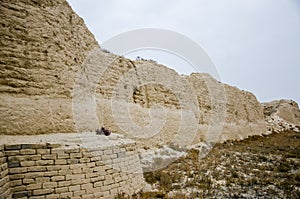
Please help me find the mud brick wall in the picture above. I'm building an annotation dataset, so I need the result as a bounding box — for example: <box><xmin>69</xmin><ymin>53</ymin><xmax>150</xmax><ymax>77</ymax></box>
<box><xmin>0</xmin><ymin>142</ymin><xmax>144</xmax><ymax>199</ymax></box>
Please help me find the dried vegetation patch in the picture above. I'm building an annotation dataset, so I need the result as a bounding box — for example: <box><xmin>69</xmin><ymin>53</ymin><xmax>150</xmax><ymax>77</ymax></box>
<box><xmin>117</xmin><ymin>131</ymin><xmax>300</xmax><ymax>198</ymax></box>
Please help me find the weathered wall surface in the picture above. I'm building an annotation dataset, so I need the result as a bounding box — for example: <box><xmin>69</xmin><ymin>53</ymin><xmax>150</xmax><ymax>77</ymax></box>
<box><xmin>0</xmin><ymin>0</ymin><xmax>266</xmax><ymax>143</ymax></box>
<box><xmin>91</xmin><ymin>54</ymin><xmax>266</xmax><ymax>145</ymax></box>
<box><xmin>186</xmin><ymin>73</ymin><xmax>266</xmax><ymax>141</ymax></box>
<box><xmin>0</xmin><ymin>0</ymin><xmax>99</xmax><ymax>134</ymax></box>
<box><xmin>0</xmin><ymin>133</ymin><xmax>144</xmax><ymax>199</ymax></box>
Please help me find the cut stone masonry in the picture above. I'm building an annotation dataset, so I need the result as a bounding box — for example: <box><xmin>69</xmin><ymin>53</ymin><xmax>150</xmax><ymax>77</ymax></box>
<box><xmin>0</xmin><ymin>133</ymin><xmax>145</xmax><ymax>199</ymax></box>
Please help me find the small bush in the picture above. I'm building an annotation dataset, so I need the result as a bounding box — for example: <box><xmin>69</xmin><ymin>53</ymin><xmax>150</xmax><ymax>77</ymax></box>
<box><xmin>102</xmin><ymin>48</ymin><xmax>111</xmax><ymax>53</ymax></box>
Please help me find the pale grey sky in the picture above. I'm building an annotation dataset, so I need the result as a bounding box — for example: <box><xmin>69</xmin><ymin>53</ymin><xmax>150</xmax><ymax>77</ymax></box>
<box><xmin>67</xmin><ymin>0</ymin><xmax>300</xmax><ymax>104</ymax></box>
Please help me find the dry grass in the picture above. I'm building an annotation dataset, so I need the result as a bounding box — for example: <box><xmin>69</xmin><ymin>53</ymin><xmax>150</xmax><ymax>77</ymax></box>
<box><xmin>117</xmin><ymin>130</ymin><xmax>300</xmax><ymax>198</ymax></box>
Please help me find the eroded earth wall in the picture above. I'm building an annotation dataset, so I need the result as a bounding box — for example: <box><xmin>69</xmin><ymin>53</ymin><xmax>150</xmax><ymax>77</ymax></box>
<box><xmin>0</xmin><ymin>0</ymin><xmax>266</xmax><ymax>144</ymax></box>
<box><xmin>0</xmin><ymin>0</ymin><xmax>99</xmax><ymax>134</ymax></box>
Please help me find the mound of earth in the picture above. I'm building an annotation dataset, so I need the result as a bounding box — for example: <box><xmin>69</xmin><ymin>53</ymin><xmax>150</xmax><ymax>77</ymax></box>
<box><xmin>263</xmin><ymin>100</ymin><xmax>300</xmax><ymax>133</ymax></box>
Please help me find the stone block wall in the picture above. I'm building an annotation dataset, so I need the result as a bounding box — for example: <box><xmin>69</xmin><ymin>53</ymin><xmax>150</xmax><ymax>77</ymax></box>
<box><xmin>0</xmin><ymin>144</ymin><xmax>11</xmax><ymax>199</ymax></box>
<box><xmin>0</xmin><ymin>135</ymin><xmax>144</xmax><ymax>199</ymax></box>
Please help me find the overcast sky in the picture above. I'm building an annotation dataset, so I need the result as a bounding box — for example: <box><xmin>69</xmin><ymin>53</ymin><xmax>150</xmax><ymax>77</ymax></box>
<box><xmin>67</xmin><ymin>0</ymin><xmax>300</xmax><ymax>104</ymax></box>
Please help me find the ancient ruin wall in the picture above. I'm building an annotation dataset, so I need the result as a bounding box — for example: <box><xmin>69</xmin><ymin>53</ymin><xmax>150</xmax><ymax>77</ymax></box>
<box><xmin>0</xmin><ymin>0</ymin><xmax>99</xmax><ymax>134</ymax></box>
<box><xmin>0</xmin><ymin>0</ymin><xmax>266</xmax><ymax>143</ymax></box>
<box><xmin>0</xmin><ymin>133</ymin><xmax>144</xmax><ymax>199</ymax></box>
<box><xmin>94</xmin><ymin>54</ymin><xmax>266</xmax><ymax>144</ymax></box>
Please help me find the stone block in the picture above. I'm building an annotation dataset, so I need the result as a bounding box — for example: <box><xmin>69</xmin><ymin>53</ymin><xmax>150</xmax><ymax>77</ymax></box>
<box><xmin>90</xmin><ymin>175</ymin><xmax>105</xmax><ymax>183</ymax></box>
<box><xmin>36</xmin><ymin>160</ymin><xmax>54</xmax><ymax>166</ymax></box>
<box><xmin>24</xmin><ymin>172</ymin><xmax>45</xmax><ymax>179</ymax></box>
<box><xmin>51</xmin><ymin>176</ymin><xmax>65</xmax><ymax>182</ymax></box>
<box><xmin>27</xmin><ymin>166</ymin><xmax>47</xmax><ymax>172</ymax></box>
<box><xmin>59</xmin><ymin>192</ymin><xmax>73</xmax><ymax>199</ymax></box>
<box><xmin>28</xmin><ymin>155</ymin><xmax>42</xmax><ymax>161</ymax></box>
<box><xmin>35</xmin><ymin>177</ymin><xmax>50</xmax><ymax>183</ymax></box>
<box><xmin>64</xmin><ymin>148</ymin><xmax>79</xmax><ymax>153</ymax></box>
<box><xmin>73</xmin><ymin>190</ymin><xmax>86</xmax><ymax>197</ymax></box>
<box><xmin>45</xmin><ymin>194</ymin><xmax>60</xmax><ymax>199</ymax></box>
<box><xmin>70</xmin><ymin>153</ymin><xmax>82</xmax><ymax>159</ymax></box>
<box><xmin>21</xmin><ymin>144</ymin><xmax>47</xmax><ymax>149</ymax></box>
<box><xmin>82</xmin><ymin>152</ymin><xmax>93</xmax><ymax>158</ymax></box>
<box><xmin>72</xmin><ymin>168</ymin><xmax>82</xmax><ymax>174</ymax></box>
<box><xmin>26</xmin><ymin>183</ymin><xmax>42</xmax><ymax>190</ymax></box>
<box><xmin>50</xmin><ymin>149</ymin><xmax>65</xmax><ymax>154</ymax></box>
<box><xmin>12</xmin><ymin>191</ymin><xmax>31</xmax><ymax>198</ymax></box>
<box><xmin>36</xmin><ymin>149</ymin><xmax>51</xmax><ymax>155</ymax></box>
<box><xmin>44</xmin><ymin>171</ymin><xmax>58</xmax><ymax>177</ymax></box>
<box><xmin>66</xmin><ymin>174</ymin><xmax>85</xmax><ymax>180</ymax></box>
<box><xmin>23</xmin><ymin>178</ymin><xmax>35</xmax><ymax>185</ymax></box>
<box><xmin>54</xmin><ymin>159</ymin><xmax>66</xmax><ymax>165</ymax></box>
<box><xmin>93</xmin><ymin>181</ymin><xmax>103</xmax><ymax>187</ymax></box>
<box><xmin>58</xmin><ymin>181</ymin><xmax>71</xmax><ymax>188</ymax></box>
<box><xmin>30</xmin><ymin>196</ymin><xmax>46</xmax><ymax>199</ymax></box>
<box><xmin>82</xmin><ymin>194</ymin><xmax>94</xmax><ymax>199</ymax></box>
<box><xmin>82</xmin><ymin>167</ymin><xmax>93</xmax><ymax>173</ymax></box>
<box><xmin>10</xmin><ymin>179</ymin><xmax>22</xmax><ymax>187</ymax></box>
<box><xmin>69</xmin><ymin>163</ymin><xmax>85</xmax><ymax>170</ymax></box>
<box><xmin>80</xmin><ymin>183</ymin><xmax>93</xmax><ymax>190</ymax></box>
<box><xmin>21</xmin><ymin>161</ymin><xmax>35</xmax><ymax>167</ymax></box>
<box><xmin>43</xmin><ymin>182</ymin><xmax>57</xmax><ymax>189</ymax></box>
<box><xmin>42</xmin><ymin>154</ymin><xmax>57</xmax><ymax>160</ymax></box>
<box><xmin>103</xmin><ymin>179</ymin><xmax>114</xmax><ymax>186</ymax></box>
<box><xmin>10</xmin><ymin>173</ymin><xmax>25</xmax><ymax>180</ymax></box>
<box><xmin>9</xmin><ymin>167</ymin><xmax>27</xmax><ymax>174</ymax></box>
<box><xmin>79</xmin><ymin>158</ymin><xmax>90</xmax><ymax>163</ymax></box>
<box><xmin>46</xmin><ymin>165</ymin><xmax>61</xmax><ymax>171</ymax></box>
<box><xmin>12</xmin><ymin>185</ymin><xmax>27</xmax><ymax>192</ymax></box>
<box><xmin>20</xmin><ymin>149</ymin><xmax>36</xmax><ymax>155</ymax></box>
<box><xmin>85</xmin><ymin>172</ymin><xmax>98</xmax><ymax>179</ymax></box>
<box><xmin>70</xmin><ymin>179</ymin><xmax>90</xmax><ymax>186</ymax></box>
<box><xmin>55</xmin><ymin>187</ymin><xmax>68</xmax><ymax>194</ymax></box>
<box><xmin>33</xmin><ymin>188</ymin><xmax>54</xmax><ymax>196</ymax></box>
<box><xmin>7</xmin><ymin>161</ymin><xmax>20</xmax><ymax>168</ymax></box>
<box><xmin>69</xmin><ymin>185</ymin><xmax>80</xmax><ymax>192</ymax></box>
<box><xmin>5</xmin><ymin>144</ymin><xmax>21</xmax><ymax>150</ymax></box>
<box><xmin>67</xmin><ymin>159</ymin><xmax>79</xmax><ymax>164</ymax></box>
<box><xmin>5</xmin><ymin>150</ymin><xmax>20</xmax><ymax>156</ymax></box>
<box><xmin>93</xmin><ymin>166</ymin><xmax>106</xmax><ymax>172</ymax></box>
<box><xmin>86</xmin><ymin>162</ymin><xmax>95</xmax><ymax>168</ymax></box>
<box><xmin>90</xmin><ymin>157</ymin><xmax>101</xmax><ymax>162</ymax></box>
<box><xmin>58</xmin><ymin>169</ymin><xmax>72</xmax><ymax>176</ymax></box>
<box><xmin>7</xmin><ymin>155</ymin><xmax>26</xmax><ymax>162</ymax></box>
<box><xmin>85</xmin><ymin>187</ymin><xmax>100</xmax><ymax>194</ymax></box>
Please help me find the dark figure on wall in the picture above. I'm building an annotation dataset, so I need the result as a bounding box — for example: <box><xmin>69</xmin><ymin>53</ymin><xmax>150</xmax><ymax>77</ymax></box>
<box><xmin>96</xmin><ymin>127</ymin><xmax>111</xmax><ymax>136</ymax></box>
